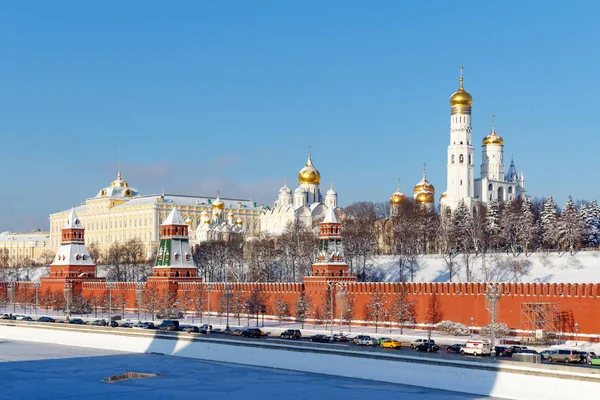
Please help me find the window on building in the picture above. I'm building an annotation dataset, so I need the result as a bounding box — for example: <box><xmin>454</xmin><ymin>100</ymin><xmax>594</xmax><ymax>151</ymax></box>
<box><xmin>459</xmin><ymin>154</ymin><xmax>464</xmax><ymax>163</ymax></box>
<box><xmin>451</xmin><ymin>154</ymin><xmax>455</xmax><ymax>164</ymax></box>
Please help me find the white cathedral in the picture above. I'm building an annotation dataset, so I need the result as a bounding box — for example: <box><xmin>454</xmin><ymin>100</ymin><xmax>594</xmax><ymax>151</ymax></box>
<box><xmin>440</xmin><ymin>68</ymin><xmax>527</xmax><ymax>216</ymax></box>
<box><xmin>260</xmin><ymin>152</ymin><xmax>339</xmax><ymax>235</ymax></box>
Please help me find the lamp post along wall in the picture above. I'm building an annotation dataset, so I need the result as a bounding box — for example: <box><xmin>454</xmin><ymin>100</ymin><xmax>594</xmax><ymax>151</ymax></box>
<box><xmin>107</xmin><ymin>282</ymin><xmax>115</xmax><ymax>322</ymax></box>
<box><xmin>135</xmin><ymin>283</ymin><xmax>145</xmax><ymax>321</ymax></box>
<box><xmin>64</xmin><ymin>282</ymin><xmax>72</xmax><ymax>318</ymax></box>
<box><xmin>34</xmin><ymin>283</ymin><xmax>41</xmax><ymax>317</ymax></box>
<box><xmin>225</xmin><ymin>284</ymin><xmax>232</xmax><ymax>331</ymax></box>
<box><xmin>8</xmin><ymin>282</ymin><xmax>16</xmax><ymax>314</ymax></box>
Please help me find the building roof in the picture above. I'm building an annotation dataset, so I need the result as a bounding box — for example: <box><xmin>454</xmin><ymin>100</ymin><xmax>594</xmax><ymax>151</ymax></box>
<box><xmin>64</xmin><ymin>208</ymin><xmax>84</xmax><ymax>229</ymax></box>
<box><xmin>323</xmin><ymin>206</ymin><xmax>338</xmax><ymax>224</ymax></box>
<box><xmin>162</xmin><ymin>208</ymin><xmax>186</xmax><ymax>226</ymax></box>
<box><xmin>0</xmin><ymin>232</ymin><xmax>50</xmax><ymax>243</ymax></box>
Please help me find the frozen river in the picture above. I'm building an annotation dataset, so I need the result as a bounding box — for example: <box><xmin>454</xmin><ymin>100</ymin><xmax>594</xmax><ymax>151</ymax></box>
<box><xmin>0</xmin><ymin>340</ymin><xmax>501</xmax><ymax>399</ymax></box>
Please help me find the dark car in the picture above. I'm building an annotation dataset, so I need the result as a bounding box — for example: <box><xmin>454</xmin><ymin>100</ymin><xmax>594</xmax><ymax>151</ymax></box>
<box><xmin>181</xmin><ymin>325</ymin><xmax>200</xmax><ymax>333</ymax></box>
<box><xmin>21</xmin><ymin>316</ymin><xmax>34</xmax><ymax>321</ymax></box>
<box><xmin>280</xmin><ymin>329</ymin><xmax>302</xmax><ymax>339</ymax></box>
<box><xmin>69</xmin><ymin>318</ymin><xmax>84</xmax><ymax>325</ymax></box>
<box><xmin>580</xmin><ymin>352</ymin><xmax>597</xmax><ymax>364</ymax></box>
<box><xmin>242</xmin><ymin>328</ymin><xmax>263</xmax><ymax>338</ymax></box>
<box><xmin>199</xmin><ymin>324</ymin><xmax>213</xmax><ymax>334</ymax></box>
<box><xmin>416</xmin><ymin>342</ymin><xmax>440</xmax><ymax>352</ymax></box>
<box><xmin>120</xmin><ymin>322</ymin><xmax>134</xmax><ymax>328</ymax></box>
<box><xmin>332</xmin><ymin>333</ymin><xmax>348</xmax><ymax>342</ymax></box>
<box><xmin>517</xmin><ymin>349</ymin><xmax>539</xmax><ymax>355</ymax></box>
<box><xmin>91</xmin><ymin>319</ymin><xmax>107</xmax><ymax>326</ymax></box>
<box><xmin>37</xmin><ymin>316</ymin><xmax>56</xmax><ymax>323</ymax></box>
<box><xmin>494</xmin><ymin>346</ymin><xmax>514</xmax><ymax>357</ymax></box>
<box><xmin>132</xmin><ymin>322</ymin><xmax>155</xmax><ymax>329</ymax></box>
<box><xmin>158</xmin><ymin>320</ymin><xmax>180</xmax><ymax>331</ymax></box>
<box><xmin>309</xmin><ymin>334</ymin><xmax>330</xmax><ymax>343</ymax></box>
<box><xmin>509</xmin><ymin>345</ymin><xmax>527</xmax><ymax>353</ymax></box>
<box><xmin>447</xmin><ymin>344</ymin><xmax>465</xmax><ymax>353</ymax></box>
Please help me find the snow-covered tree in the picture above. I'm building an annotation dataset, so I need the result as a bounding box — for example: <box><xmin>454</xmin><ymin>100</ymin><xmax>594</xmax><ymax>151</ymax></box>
<box><xmin>485</xmin><ymin>200</ymin><xmax>501</xmax><ymax>249</ymax></box>
<box><xmin>365</xmin><ymin>289</ymin><xmax>387</xmax><ymax>333</ymax></box>
<box><xmin>479</xmin><ymin>323</ymin><xmax>510</xmax><ymax>338</ymax></box>
<box><xmin>540</xmin><ymin>196</ymin><xmax>559</xmax><ymax>249</ymax></box>
<box><xmin>558</xmin><ymin>196</ymin><xmax>585</xmax><ymax>255</ymax></box>
<box><xmin>294</xmin><ymin>294</ymin><xmax>312</xmax><ymax>329</ymax></box>
<box><xmin>516</xmin><ymin>197</ymin><xmax>537</xmax><ymax>255</ymax></box>
<box><xmin>436</xmin><ymin>320</ymin><xmax>470</xmax><ymax>336</ymax></box>
<box><xmin>499</xmin><ymin>201</ymin><xmax>520</xmax><ymax>255</ymax></box>
<box><xmin>273</xmin><ymin>295</ymin><xmax>290</xmax><ymax>327</ymax></box>
<box><xmin>391</xmin><ymin>288</ymin><xmax>416</xmax><ymax>334</ymax></box>
<box><xmin>582</xmin><ymin>200</ymin><xmax>600</xmax><ymax>248</ymax></box>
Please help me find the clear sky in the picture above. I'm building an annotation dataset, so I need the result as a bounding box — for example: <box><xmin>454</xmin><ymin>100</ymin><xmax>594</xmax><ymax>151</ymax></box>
<box><xmin>1</xmin><ymin>1</ymin><xmax>598</xmax><ymax>232</ymax></box>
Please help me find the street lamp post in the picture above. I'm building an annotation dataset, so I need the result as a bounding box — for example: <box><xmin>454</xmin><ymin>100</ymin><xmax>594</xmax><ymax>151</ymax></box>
<box><xmin>107</xmin><ymin>282</ymin><xmax>115</xmax><ymax>323</ymax></box>
<box><xmin>135</xmin><ymin>283</ymin><xmax>145</xmax><ymax>322</ymax></box>
<box><xmin>485</xmin><ymin>285</ymin><xmax>501</xmax><ymax>357</ymax></box>
<box><xmin>470</xmin><ymin>317</ymin><xmax>474</xmax><ymax>339</ymax></box>
<box><xmin>206</xmin><ymin>283</ymin><xmax>213</xmax><ymax>334</ymax></box>
<box><xmin>336</xmin><ymin>284</ymin><xmax>347</xmax><ymax>333</ymax></box>
<box><xmin>261</xmin><ymin>305</ymin><xmax>266</xmax><ymax>327</ymax></box>
<box><xmin>326</xmin><ymin>282</ymin><xmax>336</xmax><ymax>336</ymax></box>
<box><xmin>34</xmin><ymin>283</ymin><xmax>41</xmax><ymax>317</ymax></box>
<box><xmin>8</xmin><ymin>282</ymin><xmax>16</xmax><ymax>314</ymax></box>
<box><xmin>64</xmin><ymin>282</ymin><xmax>72</xmax><ymax>319</ymax></box>
<box><xmin>575</xmin><ymin>322</ymin><xmax>579</xmax><ymax>346</ymax></box>
<box><xmin>224</xmin><ymin>284</ymin><xmax>232</xmax><ymax>332</ymax></box>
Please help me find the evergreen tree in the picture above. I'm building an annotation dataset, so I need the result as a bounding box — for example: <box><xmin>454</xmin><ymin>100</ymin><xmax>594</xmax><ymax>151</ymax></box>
<box><xmin>558</xmin><ymin>196</ymin><xmax>584</xmax><ymax>255</ymax></box>
<box><xmin>540</xmin><ymin>196</ymin><xmax>559</xmax><ymax>249</ymax></box>
<box><xmin>485</xmin><ymin>200</ymin><xmax>501</xmax><ymax>250</ymax></box>
<box><xmin>451</xmin><ymin>200</ymin><xmax>473</xmax><ymax>251</ymax></box>
<box><xmin>582</xmin><ymin>200</ymin><xmax>600</xmax><ymax>248</ymax></box>
<box><xmin>517</xmin><ymin>197</ymin><xmax>537</xmax><ymax>255</ymax></box>
<box><xmin>499</xmin><ymin>201</ymin><xmax>520</xmax><ymax>255</ymax></box>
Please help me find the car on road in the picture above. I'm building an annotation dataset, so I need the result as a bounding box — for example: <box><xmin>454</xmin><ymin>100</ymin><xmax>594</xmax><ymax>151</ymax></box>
<box><xmin>133</xmin><ymin>322</ymin><xmax>155</xmax><ymax>330</ymax></box>
<box><xmin>14</xmin><ymin>314</ymin><xmax>27</xmax><ymax>320</ymax></box>
<box><xmin>356</xmin><ymin>336</ymin><xmax>376</xmax><ymax>346</ymax></box>
<box><xmin>1</xmin><ymin>314</ymin><xmax>14</xmax><ymax>320</ymax></box>
<box><xmin>461</xmin><ymin>340</ymin><xmax>491</xmax><ymax>356</ymax></box>
<box><xmin>37</xmin><ymin>316</ymin><xmax>56</xmax><ymax>323</ymax></box>
<box><xmin>410</xmin><ymin>339</ymin><xmax>435</xmax><ymax>349</ymax></box>
<box><xmin>199</xmin><ymin>324</ymin><xmax>213</xmax><ymax>334</ymax></box>
<box><xmin>69</xmin><ymin>318</ymin><xmax>84</xmax><ymax>325</ymax></box>
<box><xmin>351</xmin><ymin>335</ymin><xmax>371</xmax><ymax>345</ymax></box>
<box><xmin>494</xmin><ymin>346</ymin><xmax>514</xmax><ymax>357</ymax></box>
<box><xmin>158</xmin><ymin>320</ymin><xmax>180</xmax><ymax>331</ymax></box>
<box><xmin>509</xmin><ymin>345</ymin><xmax>527</xmax><ymax>353</ymax></box>
<box><xmin>540</xmin><ymin>350</ymin><xmax>557</xmax><ymax>361</ymax></box>
<box><xmin>91</xmin><ymin>319</ymin><xmax>107</xmax><ymax>326</ymax></box>
<box><xmin>588</xmin><ymin>356</ymin><xmax>600</xmax><ymax>366</ymax></box>
<box><xmin>580</xmin><ymin>352</ymin><xmax>597</xmax><ymax>364</ymax></box>
<box><xmin>415</xmin><ymin>342</ymin><xmax>440</xmax><ymax>352</ymax></box>
<box><xmin>380</xmin><ymin>339</ymin><xmax>402</xmax><ymax>349</ymax></box>
<box><xmin>120</xmin><ymin>322</ymin><xmax>134</xmax><ymax>328</ymax></box>
<box><xmin>309</xmin><ymin>334</ymin><xmax>330</xmax><ymax>343</ymax></box>
<box><xmin>230</xmin><ymin>329</ymin><xmax>243</xmax><ymax>336</ymax></box>
<box><xmin>332</xmin><ymin>333</ymin><xmax>348</xmax><ymax>342</ymax></box>
<box><xmin>377</xmin><ymin>337</ymin><xmax>393</xmax><ymax>345</ymax></box>
<box><xmin>180</xmin><ymin>325</ymin><xmax>200</xmax><ymax>333</ymax></box>
<box><xmin>546</xmin><ymin>349</ymin><xmax>580</xmax><ymax>363</ymax></box>
<box><xmin>447</xmin><ymin>344</ymin><xmax>465</xmax><ymax>353</ymax></box>
<box><xmin>280</xmin><ymin>329</ymin><xmax>302</xmax><ymax>339</ymax></box>
<box><xmin>242</xmin><ymin>328</ymin><xmax>263</xmax><ymax>338</ymax></box>
<box><xmin>517</xmin><ymin>349</ymin><xmax>539</xmax><ymax>355</ymax></box>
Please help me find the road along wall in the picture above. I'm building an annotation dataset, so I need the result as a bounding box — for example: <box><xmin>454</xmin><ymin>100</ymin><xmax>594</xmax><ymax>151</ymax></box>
<box><xmin>0</xmin><ymin>321</ymin><xmax>598</xmax><ymax>400</ymax></box>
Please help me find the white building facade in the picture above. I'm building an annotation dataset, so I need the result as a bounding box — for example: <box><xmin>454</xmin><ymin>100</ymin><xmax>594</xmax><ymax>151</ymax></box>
<box><xmin>440</xmin><ymin>69</ymin><xmax>527</xmax><ymax>216</ymax></box>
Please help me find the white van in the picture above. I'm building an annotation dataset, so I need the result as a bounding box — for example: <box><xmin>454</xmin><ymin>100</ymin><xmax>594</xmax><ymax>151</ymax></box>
<box><xmin>461</xmin><ymin>340</ymin><xmax>491</xmax><ymax>356</ymax></box>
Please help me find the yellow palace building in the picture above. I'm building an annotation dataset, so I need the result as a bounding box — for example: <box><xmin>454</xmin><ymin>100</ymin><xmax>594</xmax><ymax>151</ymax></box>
<box><xmin>48</xmin><ymin>171</ymin><xmax>263</xmax><ymax>259</ymax></box>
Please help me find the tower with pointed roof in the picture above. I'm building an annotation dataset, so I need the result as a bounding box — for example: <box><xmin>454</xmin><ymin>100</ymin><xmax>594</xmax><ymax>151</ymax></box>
<box><xmin>413</xmin><ymin>164</ymin><xmax>435</xmax><ymax>210</ymax></box>
<box><xmin>150</xmin><ymin>207</ymin><xmax>198</xmax><ymax>279</ymax></box>
<box><xmin>389</xmin><ymin>178</ymin><xmax>407</xmax><ymax>217</ymax></box>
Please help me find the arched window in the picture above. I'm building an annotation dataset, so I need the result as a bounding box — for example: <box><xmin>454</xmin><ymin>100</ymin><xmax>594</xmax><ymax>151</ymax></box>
<box><xmin>508</xmin><ymin>186</ymin><xmax>513</xmax><ymax>194</ymax></box>
<box><xmin>459</xmin><ymin>154</ymin><xmax>464</xmax><ymax>163</ymax></box>
<box><xmin>451</xmin><ymin>154</ymin><xmax>455</xmax><ymax>164</ymax></box>
<box><xmin>488</xmin><ymin>183</ymin><xmax>493</xmax><ymax>191</ymax></box>
<box><xmin>468</xmin><ymin>154</ymin><xmax>472</xmax><ymax>164</ymax></box>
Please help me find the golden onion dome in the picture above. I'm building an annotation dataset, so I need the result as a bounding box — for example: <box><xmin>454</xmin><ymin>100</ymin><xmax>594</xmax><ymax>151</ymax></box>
<box><xmin>298</xmin><ymin>152</ymin><xmax>321</xmax><ymax>185</ymax></box>
<box><xmin>482</xmin><ymin>114</ymin><xmax>504</xmax><ymax>145</ymax></box>
<box><xmin>450</xmin><ymin>67</ymin><xmax>472</xmax><ymax>107</ymax></box>
<box><xmin>212</xmin><ymin>192</ymin><xmax>225</xmax><ymax>210</ymax></box>
<box><xmin>390</xmin><ymin>191</ymin><xmax>407</xmax><ymax>205</ymax></box>
<box><xmin>413</xmin><ymin>178</ymin><xmax>434</xmax><ymax>196</ymax></box>
<box><xmin>415</xmin><ymin>191</ymin><xmax>435</xmax><ymax>204</ymax></box>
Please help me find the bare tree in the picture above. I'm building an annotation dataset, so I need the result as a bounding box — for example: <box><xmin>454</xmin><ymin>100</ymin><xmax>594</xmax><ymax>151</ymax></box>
<box><xmin>426</xmin><ymin>292</ymin><xmax>443</xmax><ymax>325</ymax></box>
<box><xmin>294</xmin><ymin>294</ymin><xmax>312</xmax><ymax>329</ymax></box>
<box><xmin>391</xmin><ymin>288</ymin><xmax>417</xmax><ymax>334</ymax></box>
<box><xmin>273</xmin><ymin>295</ymin><xmax>290</xmax><ymax>327</ymax></box>
<box><xmin>365</xmin><ymin>289</ymin><xmax>386</xmax><ymax>333</ymax></box>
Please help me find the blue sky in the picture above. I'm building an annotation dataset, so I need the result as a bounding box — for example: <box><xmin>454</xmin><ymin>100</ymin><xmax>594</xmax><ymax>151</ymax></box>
<box><xmin>1</xmin><ymin>1</ymin><xmax>598</xmax><ymax>231</ymax></box>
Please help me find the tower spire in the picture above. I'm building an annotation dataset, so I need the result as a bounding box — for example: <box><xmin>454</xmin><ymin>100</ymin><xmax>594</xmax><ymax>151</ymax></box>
<box><xmin>491</xmin><ymin>114</ymin><xmax>496</xmax><ymax>133</ymax></box>
<box><xmin>459</xmin><ymin>65</ymin><xmax>464</xmax><ymax>89</ymax></box>
<box><xmin>117</xmin><ymin>146</ymin><xmax>122</xmax><ymax>180</ymax></box>
<box><xmin>423</xmin><ymin>162</ymin><xmax>427</xmax><ymax>179</ymax></box>
<box><xmin>397</xmin><ymin>177</ymin><xmax>401</xmax><ymax>192</ymax></box>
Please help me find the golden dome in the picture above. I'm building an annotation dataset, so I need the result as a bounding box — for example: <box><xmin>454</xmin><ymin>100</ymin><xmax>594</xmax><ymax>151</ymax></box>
<box><xmin>298</xmin><ymin>152</ymin><xmax>321</xmax><ymax>185</ymax></box>
<box><xmin>212</xmin><ymin>192</ymin><xmax>225</xmax><ymax>210</ymax></box>
<box><xmin>390</xmin><ymin>192</ymin><xmax>407</xmax><ymax>205</ymax></box>
<box><xmin>110</xmin><ymin>171</ymin><xmax>129</xmax><ymax>188</ymax></box>
<box><xmin>450</xmin><ymin>67</ymin><xmax>472</xmax><ymax>107</ymax></box>
<box><xmin>482</xmin><ymin>114</ymin><xmax>503</xmax><ymax>145</ymax></box>
<box><xmin>415</xmin><ymin>191</ymin><xmax>434</xmax><ymax>204</ymax></box>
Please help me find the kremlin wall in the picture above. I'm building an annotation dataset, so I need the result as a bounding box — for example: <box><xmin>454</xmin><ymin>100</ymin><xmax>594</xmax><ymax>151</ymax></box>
<box><xmin>1</xmin><ymin>204</ymin><xmax>598</xmax><ymax>339</ymax></box>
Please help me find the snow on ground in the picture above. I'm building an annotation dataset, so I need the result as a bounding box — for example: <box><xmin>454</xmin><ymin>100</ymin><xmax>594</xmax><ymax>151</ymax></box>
<box><xmin>0</xmin><ymin>340</ymin><xmax>502</xmax><ymax>400</ymax></box>
<box><xmin>372</xmin><ymin>251</ymin><xmax>600</xmax><ymax>283</ymax></box>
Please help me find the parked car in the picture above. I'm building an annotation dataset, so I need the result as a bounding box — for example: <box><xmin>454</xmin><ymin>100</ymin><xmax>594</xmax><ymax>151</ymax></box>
<box><xmin>309</xmin><ymin>334</ymin><xmax>330</xmax><ymax>343</ymax></box>
<box><xmin>588</xmin><ymin>356</ymin><xmax>600</xmax><ymax>366</ymax></box>
<box><xmin>21</xmin><ymin>316</ymin><xmax>34</xmax><ymax>322</ymax></box>
<box><xmin>461</xmin><ymin>340</ymin><xmax>491</xmax><ymax>356</ymax></box>
<box><xmin>280</xmin><ymin>329</ymin><xmax>302</xmax><ymax>339</ymax></box>
<box><xmin>230</xmin><ymin>329</ymin><xmax>243</xmax><ymax>336</ymax></box>
<box><xmin>546</xmin><ymin>349</ymin><xmax>581</xmax><ymax>363</ymax></box>
<box><xmin>410</xmin><ymin>339</ymin><xmax>435</xmax><ymax>349</ymax></box>
<box><xmin>199</xmin><ymin>324</ymin><xmax>213</xmax><ymax>334</ymax></box>
<box><xmin>377</xmin><ymin>337</ymin><xmax>393</xmax><ymax>345</ymax></box>
<box><xmin>509</xmin><ymin>345</ymin><xmax>527</xmax><ymax>353</ymax></box>
<box><xmin>380</xmin><ymin>339</ymin><xmax>402</xmax><ymax>349</ymax></box>
<box><xmin>38</xmin><ymin>316</ymin><xmax>56</xmax><ymax>323</ymax></box>
<box><xmin>356</xmin><ymin>336</ymin><xmax>376</xmax><ymax>346</ymax></box>
<box><xmin>242</xmin><ymin>328</ymin><xmax>263</xmax><ymax>338</ymax></box>
<box><xmin>132</xmin><ymin>322</ymin><xmax>155</xmax><ymax>329</ymax></box>
<box><xmin>447</xmin><ymin>344</ymin><xmax>465</xmax><ymax>353</ymax></box>
<box><xmin>0</xmin><ymin>314</ymin><xmax>14</xmax><ymax>320</ymax></box>
<box><xmin>415</xmin><ymin>342</ymin><xmax>440</xmax><ymax>352</ymax></box>
<box><xmin>580</xmin><ymin>352</ymin><xmax>597</xmax><ymax>364</ymax></box>
<box><xmin>91</xmin><ymin>319</ymin><xmax>107</xmax><ymax>326</ymax></box>
<box><xmin>517</xmin><ymin>349</ymin><xmax>539</xmax><ymax>355</ymax></box>
<box><xmin>540</xmin><ymin>349</ymin><xmax>557</xmax><ymax>361</ymax></box>
<box><xmin>494</xmin><ymin>346</ymin><xmax>514</xmax><ymax>357</ymax></box>
<box><xmin>332</xmin><ymin>333</ymin><xmax>348</xmax><ymax>342</ymax></box>
<box><xmin>68</xmin><ymin>318</ymin><xmax>84</xmax><ymax>325</ymax></box>
<box><xmin>158</xmin><ymin>320</ymin><xmax>180</xmax><ymax>331</ymax></box>
<box><xmin>14</xmin><ymin>314</ymin><xmax>26</xmax><ymax>320</ymax></box>
<box><xmin>120</xmin><ymin>322</ymin><xmax>134</xmax><ymax>328</ymax></box>
<box><xmin>351</xmin><ymin>335</ymin><xmax>372</xmax><ymax>345</ymax></box>
<box><xmin>180</xmin><ymin>325</ymin><xmax>200</xmax><ymax>333</ymax></box>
